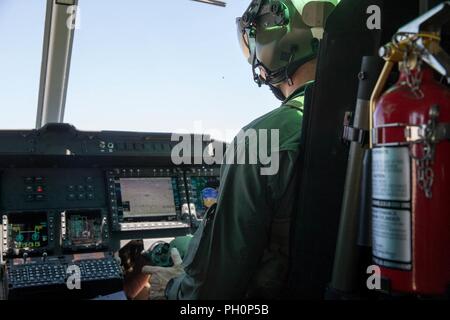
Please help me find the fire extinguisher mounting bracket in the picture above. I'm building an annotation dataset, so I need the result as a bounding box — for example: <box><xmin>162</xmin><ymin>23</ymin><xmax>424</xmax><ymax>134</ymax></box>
<box><xmin>342</xmin><ymin>126</ymin><xmax>369</xmax><ymax>146</ymax></box>
<box><xmin>342</xmin><ymin>111</ymin><xmax>369</xmax><ymax>146</ymax></box>
<box><xmin>406</xmin><ymin>104</ymin><xmax>450</xmax><ymax>145</ymax></box>
<box><xmin>373</xmin><ymin>106</ymin><xmax>450</xmax><ymax>146</ymax></box>
<box><xmin>405</xmin><ymin>123</ymin><xmax>450</xmax><ymax>143</ymax></box>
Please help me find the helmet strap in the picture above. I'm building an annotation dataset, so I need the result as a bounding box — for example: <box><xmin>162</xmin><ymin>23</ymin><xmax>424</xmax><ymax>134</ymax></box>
<box><xmin>285</xmin><ymin>49</ymin><xmax>296</xmax><ymax>86</ymax></box>
<box><xmin>269</xmin><ymin>84</ymin><xmax>286</xmax><ymax>101</ymax></box>
<box><xmin>251</xmin><ymin>53</ymin><xmax>263</xmax><ymax>87</ymax></box>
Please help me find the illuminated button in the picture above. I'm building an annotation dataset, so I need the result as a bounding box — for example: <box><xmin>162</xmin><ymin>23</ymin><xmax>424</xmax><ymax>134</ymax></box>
<box><xmin>86</xmin><ymin>185</ymin><xmax>94</xmax><ymax>191</ymax></box>
<box><xmin>35</xmin><ymin>177</ymin><xmax>44</xmax><ymax>183</ymax></box>
<box><xmin>36</xmin><ymin>186</ymin><xmax>44</xmax><ymax>193</ymax></box>
<box><xmin>25</xmin><ymin>194</ymin><xmax>35</xmax><ymax>202</ymax></box>
<box><xmin>67</xmin><ymin>194</ymin><xmax>76</xmax><ymax>201</ymax></box>
<box><xmin>67</xmin><ymin>185</ymin><xmax>75</xmax><ymax>192</ymax></box>
<box><xmin>77</xmin><ymin>185</ymin><xmax>85</xmax><ymax>191</ymax></box>
<box><xmin>87</xmin><ymin>193</ymin><xmax>94</xmax><ymax>200</ymax></box>
<box><xmin>24</xmin><ymin>177</ymin><xmax>34</xmax><ymax>184</ymax></box>
<box><xmin>77</xmin><ymin>193</ymin><xmax>85</xmax><ymax>200</ymax></box>
<box><xmin>86</xmin><ymin>177</ymin><xmax>94</xmax><ymax>183</ymax></box>
<box><xmin>35</xmin><ymin>194</ymin><xmax>45</xmax><ymax>201</ymax></box>
<box><xmin>25</xmin><ymin>185</ymin><xmax>33</xmax><ymax>193</ymax></box>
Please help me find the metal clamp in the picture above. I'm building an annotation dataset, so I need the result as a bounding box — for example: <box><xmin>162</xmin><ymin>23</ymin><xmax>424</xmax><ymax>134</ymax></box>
<box><xmin>405</xmin><ymin>105</ymin><xmax>448</xmax><ymax>199</ymax></box>
<box><xmin>373</xmin><ymin>105</ymin><xmax>448</xmax><ymax>199</ymax></box>
<box><xmin>342</xmin><ymin>112</ymin><xmax>369</xmax><ymax>146</ymax></box>
<box><xmin>405</xmin><ymin>123</ymin><xmax>450</xmax><ymax>143</ymax></box>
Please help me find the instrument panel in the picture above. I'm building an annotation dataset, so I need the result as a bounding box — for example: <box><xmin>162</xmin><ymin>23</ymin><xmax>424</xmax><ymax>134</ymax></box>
<box><xmin>0</xmin><ymin>125</ymin><xmax>222</xmax><ymax>299</ymax></box>
<box><xmin>1</xmin><ymin>166</ymin><xmax>220</xmax><ymax>260</ymax></box>
<box><xmin>0</xmin><ymin>125</ymin><xmax>222</xmax><ymax>260</ymax></box>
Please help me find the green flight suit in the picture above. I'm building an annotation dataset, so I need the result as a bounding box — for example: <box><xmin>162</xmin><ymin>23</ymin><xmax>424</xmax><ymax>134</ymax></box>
<box><xmin>166</xmin><ymin>83</ymin><xmax>311</xmax><ymax>300</ymax></box>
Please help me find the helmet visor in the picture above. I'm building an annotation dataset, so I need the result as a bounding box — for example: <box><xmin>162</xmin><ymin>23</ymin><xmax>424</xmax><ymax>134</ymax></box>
<box><xmin>236</xmin><ymin>17</ymin><xmax>255</xmax><ymax>64</ymax></box>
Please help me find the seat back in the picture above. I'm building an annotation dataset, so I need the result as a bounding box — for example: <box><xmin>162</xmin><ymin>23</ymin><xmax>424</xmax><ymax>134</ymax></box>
<box><xmin>287</xmin><ymin>0</ymin><xmax>421</xmax><ymax>299</ymax></box>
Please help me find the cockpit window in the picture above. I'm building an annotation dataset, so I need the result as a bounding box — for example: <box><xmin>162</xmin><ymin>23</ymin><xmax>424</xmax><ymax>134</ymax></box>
<box><xmin>63</xmin><ymin>0</ymin><xmax>277</xmax><ymax>141</ymax></box>
<box><xmin>0</xmin><ymin>0</ymin><xmax>46</xmax><ymax>129</ymax></box>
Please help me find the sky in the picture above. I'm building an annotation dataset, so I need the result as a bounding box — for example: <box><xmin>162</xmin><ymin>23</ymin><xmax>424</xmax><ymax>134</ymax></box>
<box><xmin>0</xmin><ymin>0</ymin><xmax>278</xmax><ymax>141</ymax></box>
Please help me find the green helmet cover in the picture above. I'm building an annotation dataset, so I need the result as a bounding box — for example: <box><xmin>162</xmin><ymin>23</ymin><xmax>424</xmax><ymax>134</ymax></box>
<box><xmin>237</xmin><ymin>0</ymin><xmax>340</xmax><ymax>86</ymax></box>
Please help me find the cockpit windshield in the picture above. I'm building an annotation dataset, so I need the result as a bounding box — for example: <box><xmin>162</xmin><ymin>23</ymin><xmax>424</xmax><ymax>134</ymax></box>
<box><xmin>0</xmin><ymin>0</ymin><xmax>46</xmax><ymax>129</ymax></box>
<box><xmin>0</xmin><ymin>0</ymin><xmax>277</xmax><ymax>141</ymax></box>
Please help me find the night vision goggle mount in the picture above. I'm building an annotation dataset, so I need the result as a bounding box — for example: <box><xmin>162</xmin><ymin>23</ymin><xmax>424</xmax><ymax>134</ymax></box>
<box><xmin>240</xmin><ymin>0</ymin><xmax>288</xmax><ymax>29</ymax></box>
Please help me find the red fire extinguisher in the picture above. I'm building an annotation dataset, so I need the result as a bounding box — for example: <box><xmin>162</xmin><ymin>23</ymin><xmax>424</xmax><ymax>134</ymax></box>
<box><xmin>372</xmin><ymin>62</ymin><xmax>450</xmax><ymax>295</ymax></box>
<box><xmin>369</xmin><ymin>3</ymin><xmax>450</xmax><ymax>296</ymax></box>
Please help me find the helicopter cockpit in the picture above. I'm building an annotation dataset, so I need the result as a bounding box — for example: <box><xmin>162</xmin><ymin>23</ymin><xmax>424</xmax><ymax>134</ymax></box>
<box><xmin>0</xmin><ymin>0</ymin><xmax>449</xmax><ymax>301</ymax></box>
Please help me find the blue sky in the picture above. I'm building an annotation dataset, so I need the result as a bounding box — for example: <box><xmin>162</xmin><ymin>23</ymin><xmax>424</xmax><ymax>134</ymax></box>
<box><xmin>0</xmin><ymin>0</ymin><xmax>278</xmax><ymax>141</ymax></box>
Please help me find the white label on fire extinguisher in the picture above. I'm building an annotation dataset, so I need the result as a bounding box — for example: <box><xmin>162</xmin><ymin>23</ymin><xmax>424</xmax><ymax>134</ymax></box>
<box><xmin>372</xmin><ymin>207</ymin><xmax>412</xmax><ymax>269</ymax></box>
<box><xmin>372</xmin><ymin>147</ymin><xmax>411</xmax><ymax>201</ymax></box>
<box><xmin>372</xmin><ymin>147</ymin><xmax>412</xmax><ymax>270</ymax></box>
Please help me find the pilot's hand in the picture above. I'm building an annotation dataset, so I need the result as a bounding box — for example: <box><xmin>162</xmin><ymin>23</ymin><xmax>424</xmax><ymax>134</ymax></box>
<box><xmin>141</xmin><ymin>247</ymin><xmax>184</xmax><ymax>300</ymax></box>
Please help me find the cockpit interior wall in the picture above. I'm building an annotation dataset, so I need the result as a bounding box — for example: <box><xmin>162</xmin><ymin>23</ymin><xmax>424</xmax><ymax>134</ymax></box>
<box><xmin>287</xmin><ymin>0</ymin><xmax>421</xmax><ymax>299</ymax></box>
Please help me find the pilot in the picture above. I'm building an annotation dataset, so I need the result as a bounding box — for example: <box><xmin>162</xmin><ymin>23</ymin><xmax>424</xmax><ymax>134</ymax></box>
<box><xmin>141</xmin><ymin>0</ymin><xmax>340</xmax><ymax>299</ymax></box>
